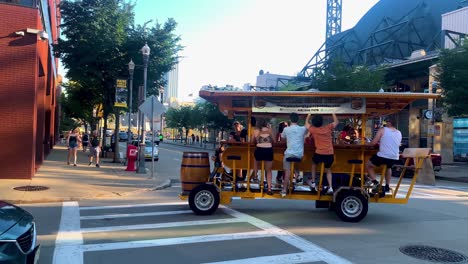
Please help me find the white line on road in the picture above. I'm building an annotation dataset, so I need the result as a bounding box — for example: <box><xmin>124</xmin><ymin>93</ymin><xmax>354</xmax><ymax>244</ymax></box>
<box><xmin>202</xmin><ymin>252</ymin><xmax>324</xmax><ymax>264</ymax></box>
<box><xmin>82</xmin><ymin>230</ymin><xmax>274</xmax><ymax>252</ymax></box>
<box><xmin>221</xmin><ymin>206</ymin><xmax>352</xmax><ymax>264</ymax></box>
<box><xmin>81</xmin><ymin>218</ymin><xmax>244</xmax><ymax>233</ymax></box>
<box><xmin>79</xmin><ymin>202</ymin><xmax>351</xmax><ymax>264</ymax></box>
<box><xmin>53</xmin><ymin>201</ymin><xmax>83</xmax><ymax>264</ymax></box>
<box><xmin>79</xmin><ymin>201</ymin><xmax>187</xmax><ymax>211</ymax></box>
<box><xmin>80</xmin><ymin>210</ymin><xmax>193</xmax><ymax>220</ymax></box>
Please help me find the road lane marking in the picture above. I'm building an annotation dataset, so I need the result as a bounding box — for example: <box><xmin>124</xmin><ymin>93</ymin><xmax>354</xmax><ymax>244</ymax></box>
<box><xmin>81</xmin><ymin>218</ymin><xmax>244</xmax><ymax>233</ymax></box>
<box><xmin>158</xmin><ymin>146</ymin><xmax>183</xmax><ymax>154</ymax></box>
<box><xmin>221</xmin><ymin>206</ymin><xmax>351</xmax><ymax>264</ymax></box>
<box><xmin>82</xmin><ymin>230</ymin><xmax>274</xmax><ymax>252</ymax></box>
<box><xmin>79</xmin><ymin>203</ymin><xmax>351</xmax><ymax>264</ymax></box>
<box><xmin>80</xmin><ymin>210</ymin><xmax>192</xmax><ymax>220</ymax></box>
<box><xmin>53</xmin><ymin>201</ymin><xmax>83</xmax><ymax>264</ymax></box>
<box><xmin>80</xmin><ymin>201</ymin><xmax>186</xmax><ymax>211</ymax></box>
<box><xmin>203</xmin><ymin>252</ymin><xmax>324</xmax><ymax>264</ymax></box>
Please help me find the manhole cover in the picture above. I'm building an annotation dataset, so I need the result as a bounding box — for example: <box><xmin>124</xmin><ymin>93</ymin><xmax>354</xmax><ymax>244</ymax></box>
<box><xmin>13</xmin><ymin>186</ymin><xmax>49</xmax><ymax>192</ymax></box>
<box><xmin>400</xmin><ymin>245</ymin><xmax>468</xmax><ymax>263</ymax></box>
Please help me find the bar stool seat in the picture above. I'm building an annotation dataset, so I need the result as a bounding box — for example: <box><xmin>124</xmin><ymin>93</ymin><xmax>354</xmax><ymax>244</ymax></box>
<box><xmin>227</xmin><ymin>156</ymin><xmax>241</xmax><ymax>160</ymax></box>
<box><xmin>286</xmin><ymin>157</ymin><xmax>302</xmax><ymax>163</ymax></box>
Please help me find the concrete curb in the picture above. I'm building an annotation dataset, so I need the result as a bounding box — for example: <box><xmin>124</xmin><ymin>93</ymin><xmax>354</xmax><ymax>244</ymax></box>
<box><xmin>435</xmin><ymin>176</ymin><xmax>468</xmax><ymax>184</ymax></box>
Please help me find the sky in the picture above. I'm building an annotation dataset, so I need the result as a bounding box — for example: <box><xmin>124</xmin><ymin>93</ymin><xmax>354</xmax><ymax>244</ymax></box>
<box><xmin>132</xmin><ymin>0</ymin><xmax>380</xmax><ymax>101</ymax></box>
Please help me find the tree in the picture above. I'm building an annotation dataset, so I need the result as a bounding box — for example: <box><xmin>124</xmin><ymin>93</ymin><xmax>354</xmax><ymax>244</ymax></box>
<box><xmin>437</xmin><ymin>43</ymin><xmax>468</xmax><ymax>117</ymax></box>
<box><xmin>196</xmin><ymin>102</ymin><xmax>231</xmax><ymax>142</ymax></box>
<box><xmin>314</xmin><ymin>61</ymin><xmax>387</xmax><ymax>92</ymax></box>
<box><xmin>61</xmin><ymin>81</ymin><xmax>100</xmax><ymax>131</ymax></box>
<box><xmin>165</xmin><ymin>106</ymin><xmax>194</xmax><ymax>143</ymax></box>
<box><xmin>55</xmin><ymin>0</ymin><xmax>182</xmax><ymax>160</ymax></box>
<box><xmin>125</xmin><ymin>19</ymin><xmax>183</xmax><ymax>113</ymax></box>
<box><xmin>55</xmin><ymin>0</ymin><xmax>134</xmax><ymax>152</ymax></box>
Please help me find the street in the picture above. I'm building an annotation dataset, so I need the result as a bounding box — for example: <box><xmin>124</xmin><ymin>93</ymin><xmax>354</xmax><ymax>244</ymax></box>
<box><xmin>23</xmin><ymin>144</ymin><xmax>468</xmax><ymax>264</ymax></box>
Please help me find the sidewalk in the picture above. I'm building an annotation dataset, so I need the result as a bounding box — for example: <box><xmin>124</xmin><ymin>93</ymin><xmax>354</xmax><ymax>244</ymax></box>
<box><xmin>0</xmin><ymin>145</ymin><xmax>169</xmax><ymax>204</ymax></box>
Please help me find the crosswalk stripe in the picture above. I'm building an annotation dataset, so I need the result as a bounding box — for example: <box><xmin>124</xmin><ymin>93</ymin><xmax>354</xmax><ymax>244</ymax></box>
<box><xmin>81</xmin><ymin>217</ymin><xmax>244</xmax><ymax>233</ymax></box>
<box><xmin>53</xmin><ymin>201</ymin><xmax>83</xmax><ymax>264</ymax></box>
<box><xmin>221</xmin><ymin>206</ymin><xmax>351</xmax><ymax>264</ymax></box>
<box><xmin>80</xmin><ymin>202</ymin><xmax>186</xmax><ymax>211</ymax></box>
<box><xmin>81</xmin><ymin>230</ymin><xmax>274</xmax><ymax>252</ymax></box>
<box><xmin>202</xmin><ymin>252</ymin><xmax>322</xmax><ymax>264</ymax></box>
<box><xmin>80</xmin><ymin>210</ymin><xmax>192</xmax><ymax>220</ymax></box>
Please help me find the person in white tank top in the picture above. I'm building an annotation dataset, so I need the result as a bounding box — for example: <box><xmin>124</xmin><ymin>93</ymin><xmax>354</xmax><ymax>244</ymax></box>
<box><xmin>366</xmin><ymin>117</ymin><xmax>402</xmax><ymax>193</ymax></box>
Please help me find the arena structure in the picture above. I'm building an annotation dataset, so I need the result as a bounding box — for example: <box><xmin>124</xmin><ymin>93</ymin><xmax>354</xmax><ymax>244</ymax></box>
<box><xmin>300</xmin><ymin>0</ymin><xmax>468</xmax><ymax>80</ymax></box>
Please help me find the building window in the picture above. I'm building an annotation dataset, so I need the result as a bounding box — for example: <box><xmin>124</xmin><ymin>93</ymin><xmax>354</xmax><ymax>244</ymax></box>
<box><xmin>0</xmin><ymin>0</ymin><xmax>37</xmax><ymax>7</ymax></box>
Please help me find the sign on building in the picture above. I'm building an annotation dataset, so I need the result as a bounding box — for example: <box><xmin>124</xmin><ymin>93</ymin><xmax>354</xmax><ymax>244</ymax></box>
<box><xmin>115</xmin><ymin>79</ymin><xmax>128</xmax><ymax>107</ymax></box>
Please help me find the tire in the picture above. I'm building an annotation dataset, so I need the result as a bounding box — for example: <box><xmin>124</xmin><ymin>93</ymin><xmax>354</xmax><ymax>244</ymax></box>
<box><xmin>335</xmin><ymin>190</ymin><xmax>368</xmax><ymax>222</ymax></box>
<box><xmin>189</xmin><ymin>184</ymin><xmax>220</xmax><ymax>215</ymax></box>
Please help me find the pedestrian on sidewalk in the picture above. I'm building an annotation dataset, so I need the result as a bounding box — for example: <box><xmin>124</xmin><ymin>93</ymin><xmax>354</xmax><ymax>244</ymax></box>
<box><xmin>88</xmin><ymin>131</ymin><xmax>101</xmax><ymax>168</ymax></box>
<box><xmin>67</xmin><ymin>128</ymin><xmax>81</xmax><ymax>166</ymax></box>
<box><xmin>82</xmin><ymin>132</ymin><xmax>89</xmax><ymax>152</ymax></box>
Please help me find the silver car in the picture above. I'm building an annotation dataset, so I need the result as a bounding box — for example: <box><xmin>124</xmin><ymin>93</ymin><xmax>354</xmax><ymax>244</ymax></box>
<box><xmin>0</xmin><ymin>201</ymin><xmax>40</xmax><ymax>263</ymax></box>
<box><xmin>144</xmin><ymin>141</ymin><xmax>159</xmax><ymax>161</ymax></box>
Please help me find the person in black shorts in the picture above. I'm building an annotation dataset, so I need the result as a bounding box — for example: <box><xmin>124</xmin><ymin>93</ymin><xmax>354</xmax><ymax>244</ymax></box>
<box><xmin>366</xmin><ymin>117</ymin><xmax>402</xmax><ymax>193</ymax></box>
<box><xmin>252</xmin><ymin>119</ymin><xmax>275</xmax><ymax>195</ymax></box>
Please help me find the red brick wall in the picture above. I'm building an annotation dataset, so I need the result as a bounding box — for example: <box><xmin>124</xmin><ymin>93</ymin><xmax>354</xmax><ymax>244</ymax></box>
<box><xmin>0</xmin><ymin>4</ymin><xmax>39</xmax><ymax>179</ymax></box>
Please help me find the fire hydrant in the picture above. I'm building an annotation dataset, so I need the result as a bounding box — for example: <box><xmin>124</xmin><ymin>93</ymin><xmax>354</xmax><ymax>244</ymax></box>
<box><xmin>126</xmin><ymin>144</ymin><xmax>138</xmax><ymax>171</ymax></box>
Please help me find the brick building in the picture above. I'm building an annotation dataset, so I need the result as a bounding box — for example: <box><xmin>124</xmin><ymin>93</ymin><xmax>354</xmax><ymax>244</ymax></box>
<box><xmin>0</xmin><ymin>0</ymin><xmax>61</xmax><ymax>179</ymax></box>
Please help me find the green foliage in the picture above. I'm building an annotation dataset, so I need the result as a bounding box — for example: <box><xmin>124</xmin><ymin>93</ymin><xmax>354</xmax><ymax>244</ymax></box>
<box><xmin>437</xmin><ymin>43</ymin><xmax>468</xmax><ymax>117</ymax></box>
<box><xmin>164</xmin><ymin>102</ymin><xmax>231</xmax><ymax>141</ymax></box>
<box><xmin>314</xmin><ymin>61</ymin><xmax>387</xmax><ymax>92</ymax></box>
<box><xmin>165</xmin><ymin>106</ymin><xmax>193</xmax><ymax>130</ymax></box>
<box><xmin>55</xmin><ymin>0</ymin><xmax>182</xmax><ymax>126</ymax></box>
<box><xmin>55</xmin><ymin>0</ymin><xmax>134</xmax><ymax>120</ymax></box>
<box><xmin>61</xmin><ymin>82</ymin><xmax>99</xmax><ymax>124</ymax></box>
<box><xmin>125</xmin><ymin>19</ymin><xmax>183</xmax><ymax>112</ymax></box>
<box><xmin>197</xmin><ymin>102</ymin><xmax>231</xmax><ymax>131</ymax></box>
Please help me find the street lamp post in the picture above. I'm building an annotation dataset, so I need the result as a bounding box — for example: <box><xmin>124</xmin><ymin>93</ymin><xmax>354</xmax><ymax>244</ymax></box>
<box><xmin>127</xmin><ymin>59</ymin><xmax>135</xmax><ymax>145</ymax></box>
<box><xmin>137</xmin><ymin>43</ymin><xmax>150</xmax><ymax>174</ymax></box>
<box><xmin>159</xmin><ymin>87</ymin><xmax>164</xmax><ymax>134</ymax></box>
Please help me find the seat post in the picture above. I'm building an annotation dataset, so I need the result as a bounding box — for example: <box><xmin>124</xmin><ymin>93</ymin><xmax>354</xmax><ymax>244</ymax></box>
<box><xmin>348</xmin><ymin>159</ymin><xmax>363</xmax><ymax>187</ymax></box>
<box><xmin>260</xmin><ymin>160</ymin><xmax>265</xmax><ymax>193</ymax></box>
<box><xmin>286</xmin><ymin>157</ymin><xmax>302</xmax><ymax>195</ymax></box>
<box><xmin>227</xmin><ymin>155</ymin><xmax>241</xmax><ymax>191</ymax></box>
<box><xmin>378</xmin><ymin>164</ymin><xmax>387</xmax><ymax>194</ymax></box>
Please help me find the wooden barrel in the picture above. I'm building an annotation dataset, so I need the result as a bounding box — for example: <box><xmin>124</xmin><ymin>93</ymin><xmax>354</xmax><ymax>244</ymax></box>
<box><xmin>180</xmin><ymin>152</ymin><xmax>210</xmax><ymax>193</ymax></box>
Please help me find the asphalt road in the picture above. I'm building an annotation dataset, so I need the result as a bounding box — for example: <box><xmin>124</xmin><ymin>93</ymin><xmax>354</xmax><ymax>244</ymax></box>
<box><xmin>22</xmin><ymin>144</ymin><xmax>468</xmax><ymax>264</ymax></box>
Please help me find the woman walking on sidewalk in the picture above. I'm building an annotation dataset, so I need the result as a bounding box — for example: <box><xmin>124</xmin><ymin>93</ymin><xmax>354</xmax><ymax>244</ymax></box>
<box><xmin>67</xmin><ymin>128</ymin><xmax>81</xmax><ymax>166</ymax></box>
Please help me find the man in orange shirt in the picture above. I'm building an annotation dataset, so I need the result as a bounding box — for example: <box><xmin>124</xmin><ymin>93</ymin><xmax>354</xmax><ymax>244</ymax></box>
<box><xmin>305</xmin><ymin>112</ymin><xmax>339</xmax><ymax>194</ymax></box>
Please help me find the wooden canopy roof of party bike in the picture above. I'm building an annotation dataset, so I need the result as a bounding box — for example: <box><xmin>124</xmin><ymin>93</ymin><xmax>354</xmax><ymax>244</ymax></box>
<box><xmin>199</xmin><ymin>89</ymin><xmax>440</xmax><ymax>118</ymax></box>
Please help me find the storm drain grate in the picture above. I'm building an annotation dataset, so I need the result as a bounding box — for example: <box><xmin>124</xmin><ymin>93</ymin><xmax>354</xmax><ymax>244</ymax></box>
<box><xmin>13</xmin><ymin>186</ymin><xmax>49</xmax><ymax>192</ymax></box>
<box><xmin>400</xmin><ymin>245</ymin><xmax>468</xmax><ymax>263</ymax></box>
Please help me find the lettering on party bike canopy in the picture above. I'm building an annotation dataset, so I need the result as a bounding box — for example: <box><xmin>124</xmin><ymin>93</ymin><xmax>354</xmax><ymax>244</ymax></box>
<box><xmin>252</xmin><ymin>96</ymin><xmax>366</xmax><ymax>114</ymax></box>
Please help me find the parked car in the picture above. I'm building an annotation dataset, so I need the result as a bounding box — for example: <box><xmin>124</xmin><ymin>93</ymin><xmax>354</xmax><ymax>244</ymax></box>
<box><xmin>118</xmin><ymin>131</ymin><xmax>129</xmax><ymax>142</ymax></box>
<box><xmin>0</xmin><ymin>201</ymin><xmax>40</xmax><ymax>263</ymax></box>
<box><xmin>144</xmin><ymin>141</ymin><xmax>159</xmax><ymax>161</ymax></box>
